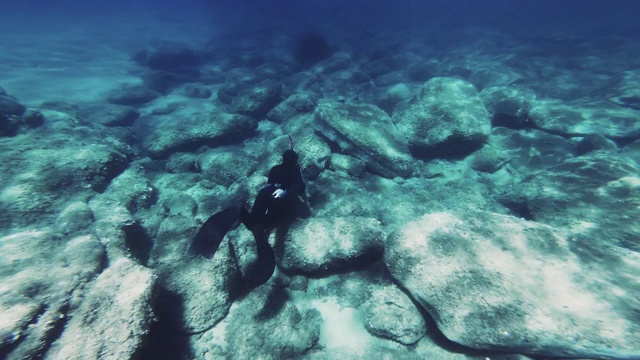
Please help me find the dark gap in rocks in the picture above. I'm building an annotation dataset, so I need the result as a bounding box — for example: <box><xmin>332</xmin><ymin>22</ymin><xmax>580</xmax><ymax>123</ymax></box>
<box><xmin>409</xmin><ymin>135</ymin><xmax>486</xmax><ymax>161</ymax></box>
<box><xmin>502</xmin><ymin>201</ymin><xmax>535</xmax><ymax>222</ymax></box>
<box><xmin>138</xmin><ymin>286</ymin><xmax>193</xmax><ymax>360</ymax></box>
<box><xmin>35</xmin><ymin>302</ymin><xmax>71</xmax><ymax>359</ymax></box>
<box><xmin>314</xmin><ymin>130</ymin><xmax>343</xmax><ymax>154</ymax></box>
<box><xmin>492</xmin><ymin>112</ymin><xmax>530</xmax><ymax>129</ymax></box>
<box><xmin>612</xmin><ymin>135</ymin><xmax>639</xmax><ymax>148</ymax></box>
<box><xmin>123</xmin><ymin>222</ymin><xmax>154</xmax><ymax>266</ymax></box>
<box><xmin>255</xmin><ymin>287</ymin><xmax>290</xmax><ymax>321</ymax></box>
<box><xmin>280</xmin><ymin>249</ymin><xmax>385</xmax><ymax>279</ymax></box>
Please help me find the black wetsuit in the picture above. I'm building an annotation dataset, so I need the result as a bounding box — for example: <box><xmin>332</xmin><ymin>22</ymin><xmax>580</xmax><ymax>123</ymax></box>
<box><xmin>244</xmin><ymin>162</ymin><xmax>306</xmax><ymax>230</ymax></box>
<box><xmin>190</xmin><ymin>148</ymin><xmax>308</xmax><ymax>289</ymax></box>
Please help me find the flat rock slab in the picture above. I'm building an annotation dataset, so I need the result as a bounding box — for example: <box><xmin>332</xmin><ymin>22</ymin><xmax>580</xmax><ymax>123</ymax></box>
<box><xmin>385</xmin><ymin>210</ymin><xmax>640</xmax><ymax>359</ymax></box>
<box><xmin>46</xmin><ymin>258</ymin><xmax>156</xmax><ymax>360</ymax></box>
<box><xmin>140</xmin><ymin>111</ymin><xmax>257</xmax><ymax>158</ymax></box>
<box><xmin>498</xmin><ymin>153</ymin><xmax>640</xmax><ymax>251</ymax></box>
<box><xmin>529</xmin><ymin>98</ymin><xmax>640</xmax><ymax>139</ymax></box>
<box><xmin>280</xmin><ymin>216</ymin><xmax>385</xmax><ymax>275</ymax></box>
<box><xmin>314</xmin><ymin>102</ymin><xmax>414</xmax><ymax>178</ymax></box>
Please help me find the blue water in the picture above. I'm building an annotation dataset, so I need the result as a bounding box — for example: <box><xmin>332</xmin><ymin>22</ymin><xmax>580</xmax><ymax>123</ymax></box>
<box><xmin>1</xmin><ymin>1</ymin><xmax>640</xmax><ymax>359</ymax></box>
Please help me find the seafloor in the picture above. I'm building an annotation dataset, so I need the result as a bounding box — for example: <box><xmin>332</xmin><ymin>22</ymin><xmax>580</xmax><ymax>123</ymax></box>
<box><xmin>1</xmin><ymin>8</ymin><xmax>639</xmax><ymax>360</ymax></box>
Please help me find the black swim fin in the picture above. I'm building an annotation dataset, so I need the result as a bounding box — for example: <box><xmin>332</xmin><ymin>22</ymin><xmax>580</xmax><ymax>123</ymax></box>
<box><xmin>243</xmin><ymin>230</ymin><xmax>276</xmax><ymax>287</ymax></box>
<box><xmin>189</xmin><ymin>203</ymin><xmax>243</xmax><ymax>258</ymax></box>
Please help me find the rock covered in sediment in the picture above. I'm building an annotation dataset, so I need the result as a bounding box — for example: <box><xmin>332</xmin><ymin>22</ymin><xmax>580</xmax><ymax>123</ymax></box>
<box><xmin>183</xmin><ymin>84</ymin><xmax>212</xmax><ymax>99</ymax></box>
<box><xmin>224</xmin><ymin>287</ymin><xmax>321</xmax><ymax>359</ymax></box>
<box><xmin>78</xmin><ymin>103</ymin><xmax>140</xmax><ymax>127</ymax></box>
<box><xmin>46</xmin><ymin>258</ymin><xmax>156</xmax><ymax>360</ymax></box>
<box><xmin>392</xmin><ymin>77</ymin><xmax>491</xmax><ymax>159</ymax></box>
<box><xmin>326</xmin><ymin>153</ymin><xmax>367</xmax><ymax>177</ymax></box>
<box><xmin>363</xmin><ymin>285</ymin><xmax>427</xmax><ymax>345</ymax></box>
<box><xmin>0</xmin><ymin>91</ymin><xmax>32</xmax><ymax>136</ymax></box>
<box><xmin>147</xmin><ymin>213</ymin><xmax>239</xmax><ymax>333</ymax></box>
<box><xmin>267</xmin><ymin>93</ymin><xmax>317</xmax><ymax>123</ymax></box>
<box><xmin>195</xmin><ymin>148</ymin><xmax>258</xmax><ymax>187</ymax></box>
<box><xmin>480</xmin><ymin>85</ymin><xmax>536</xmax><ymax>129</ymax></box>
<box><xmin>232</xmin><ymin>81</ymin><xmax>283</xmax><ymax>119</ymax></box>
<box><xmin>0</xmin><ymin>133</ymin><xmax>129</xmax><ymax>228</ymax></box>
<box><xmin>610</xmin><ymin>69</ymin><xmax>640</xmax><ymax>111</ymax></box>
<box><xmin>385</xmin><ymin>210</ymin><xmax>640</xmax><ymax>359</ymax></box>
<box><xmin>139</xmin><ymin>110</ymin><xmax>257</xmax><ymax>158</ymax></box>
<box><xmin>489</xmin><ymin>127</ymin><xmax>575</xmax><ymax>172</ymax></box>
<box><xmin>528</xmin><ymin>98</ymin><xmax>640</xmax><ymax>139</ymax></box>
<box><xmin>107</xmin><ymin>85</ymin><xmax>160</xmax><ymax>106</ymax></box>
<box><xmin>0</xmin><ymin>232</ymin><xmax>105</xmax><ymax>359</ymax></box>
<box><xmin>497</xmin><ymin>152</ymin><xmax>640</xmax><ymax>251</ymax></box>
<box><xmin>314</xmin><ymin>102</ymin><xmax>414</xmax><ymax>178</ymax></box>
<box><xmin>280</xmin><ymin>217</ymin><xmax>385</xmax><ymax>275</ymax></box>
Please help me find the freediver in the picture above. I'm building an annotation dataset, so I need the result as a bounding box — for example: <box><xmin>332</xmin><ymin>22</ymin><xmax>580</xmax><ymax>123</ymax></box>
<box><xmin>189</xmin><ymin>143</ymin><xmax>309</xmax><ymax>288</ymax></box>
<box><xmin>240</xmin><ymin>149</ymin><xmax>307</xmax><ymax>233</ymax></box>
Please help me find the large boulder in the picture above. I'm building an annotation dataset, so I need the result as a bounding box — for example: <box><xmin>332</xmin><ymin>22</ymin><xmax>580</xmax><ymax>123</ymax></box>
<box><xmin>0</xmin><ymin>94</ymin><xmax>26</xmax><ymax>117</ymax></box>
<box><xmin>280</xmin><ymin>217</ymin><xmax>385</xmax><ymax>275</ymax></box>
<box><xmin>139</xmin><ymin>111</ymin><xmax>258</xmax><ymax>158</ymax></box>
<box><xmin>314</xmin><ymin>102</ymin><xmax>414</xmax><ymax>178</ymax></box>
<box><xmin>392</xmin><ymin>77</ymin><xmax>491</xmax><ymax>159</ymax></box>
<box><xmin>45</xmin><ymin>258</ymin><xmax>156</xmax><ymax>360</ymax></box>
<box><xmin>232</xmin><ymin>82</ymin><xmax>283</xmax><ymax>119</ymax></box>
<box><xmin>0</xmin><ymin>93</ymin><xmax>28</xmax><ymax>136</ymax></box>
<box><xmin>480</xmin><ymin>86</ymin><xmax>536</xmax><ymax>129</ymax></box>
<box><xmin>385</xmin><ymin>210</ymin><xmax>640</xmax><ymax>359</ymax></box>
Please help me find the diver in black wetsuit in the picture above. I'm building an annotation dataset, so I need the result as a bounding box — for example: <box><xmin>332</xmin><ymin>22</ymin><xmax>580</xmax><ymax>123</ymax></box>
<box><xmin>241</xmin><ymin>149</ymin><xmax>307</xmax><ymax>233</ymax></box>
<box><xmin>190</xmin><ymin>147</ymin><xmax>308</xmax><ymax>288</ymax></box>
<box><xmin>238</xmin><ymin>149</ymin><xmax>308</xmax><ymax>287</ymax></box>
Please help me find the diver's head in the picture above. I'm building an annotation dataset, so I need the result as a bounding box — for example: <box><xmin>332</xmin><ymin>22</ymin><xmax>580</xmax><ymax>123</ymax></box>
<box><xmin>282</xmin><ymin>150</ymin><xmax>298</xmax><ymax>166</ymax></box>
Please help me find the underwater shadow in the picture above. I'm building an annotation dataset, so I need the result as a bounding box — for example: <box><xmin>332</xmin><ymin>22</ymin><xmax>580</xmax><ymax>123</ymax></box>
<box><xmin>255</xmin><ymin>286</ymin><xmax>291</xmax><ymax>322</ymax></box>
<box><xmin>138</xmin><ymin>286</ymin><xmax>193</xmax><ymax>360</ymax></box>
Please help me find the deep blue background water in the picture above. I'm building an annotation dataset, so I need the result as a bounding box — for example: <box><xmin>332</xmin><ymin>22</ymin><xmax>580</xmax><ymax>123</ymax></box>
<box><xmin>2</xmin><ymin>0</ymin><xmax>639</xmax><ymax>37</ymax></box>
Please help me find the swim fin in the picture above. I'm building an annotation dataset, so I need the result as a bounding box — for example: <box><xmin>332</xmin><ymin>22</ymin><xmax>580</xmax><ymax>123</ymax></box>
<box><xmin>243</xmin><ymin>229</ymin><xmax>276</xmax><ymax>287</ymax></box>
<box><xmin>189</xmin><ymin>203</ymin><xmax>243</xmax><ymax>258</ymax></box>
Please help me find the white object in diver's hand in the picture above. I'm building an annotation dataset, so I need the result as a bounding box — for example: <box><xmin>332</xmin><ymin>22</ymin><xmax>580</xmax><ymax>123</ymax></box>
<box><xmin>272</xmin><ymin>189</ymin><xmax>286</xmax><ymax>198</ymax></box>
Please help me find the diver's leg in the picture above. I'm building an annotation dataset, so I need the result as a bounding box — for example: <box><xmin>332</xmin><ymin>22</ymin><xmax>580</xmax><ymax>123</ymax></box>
<box><xmin>244</xmin><ymin>186</ymin><xmax>274</xmax><ymax>228</ymax></box>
